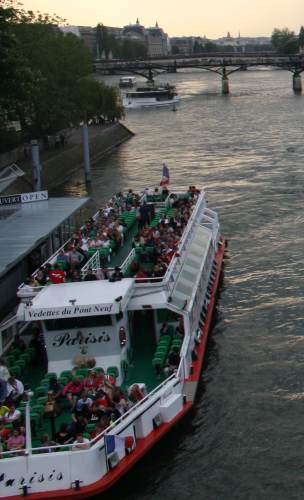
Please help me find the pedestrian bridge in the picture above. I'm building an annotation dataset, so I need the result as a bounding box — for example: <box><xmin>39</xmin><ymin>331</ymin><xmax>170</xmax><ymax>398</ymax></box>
<box><xmin>95</xmin><ymin>53</ymin><xmax>304</xmax><ymax>94</ymax></box>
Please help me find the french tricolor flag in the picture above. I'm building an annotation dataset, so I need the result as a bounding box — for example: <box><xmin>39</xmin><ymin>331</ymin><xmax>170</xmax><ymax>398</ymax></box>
<box><xmin>105</xmin><ymin>434</ymin><xmax>134</xmax><ymax>456</ymax></box>
<box><xmin>160</xmin><ymin>163</ymin><xmax>170</xmax><ymax>186</ymax></box>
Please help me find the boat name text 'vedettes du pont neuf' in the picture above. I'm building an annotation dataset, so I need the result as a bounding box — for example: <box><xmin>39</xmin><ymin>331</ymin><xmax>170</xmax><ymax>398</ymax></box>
<box><xmin>0</xmin><ymin>179</ymin><xmax>225</xmax><ymax>499</ymax></box>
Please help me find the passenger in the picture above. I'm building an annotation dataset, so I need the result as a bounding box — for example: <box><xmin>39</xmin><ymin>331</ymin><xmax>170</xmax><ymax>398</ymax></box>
<box><xmin>7</xmin><ymin>428</ymin><xmax>25</xmax><ymax>454</ymax></box>
<box><xmin>39</xmin><ymin>433</ymin><xmax>57</xmax><ymax>453</ymax></box>
<box><xmin>44</xmin><ymin>391</ymin><xmax>61</xmax><ymax>417</ymax></box>
<box><xmin>68</xmin><ymin>416</ymin><xmax>88</xmax><ymax>439</ymax></box>
<box><xmin>55</xmin><ymin>423</ymin><xmax>73</xmax><ymax>446</ymax></box>
<box><xmin>0</xmin><ymin>417</ymin><xmax>11</xmax><ymax>444</ymax></box>
<box><xmin>72</xmin><ymin>432</ymin><xmax>90</xmax><ymax>451</ymax></box>
<box><xmin>164</xmin><ymin>347</ymin><xmax>180</xmax><ymax>377</ymax></box>
<box><xmin>128</xmin><ymin>384</ymin><xmax>145</xmax><ymax>405</ymax></box>
<box><xmin>6</xmin><ymin>376</ymin><xmax>24</xmax><ymax>406</ymax></box>
<box><xmin>160</xmin><ymin>322</ymin><xmax>170</xmax><ymax>337</ymax></box>
<box><xmin>4</xmin><ymin>404</ymin><xmax>21</xmax><ymax>423</ymax></box>
<box><xmin>48</xmin><ymin>377</ymin><xmax>63</xmax><ymax>401</ymax></box>
<box><xmin>110</xmin><ymin>267</ymin><xmax>123</xmax><ymax>281</ymax></box>
<box><xmin>74</xmin><ymin>391</ymin><xmax>93</xmax><ymax>418</ymax></box>
<box><xmin>63</xmin><ymin>378</ymin><xmax>84</xmax><ymax>408</ymax></box>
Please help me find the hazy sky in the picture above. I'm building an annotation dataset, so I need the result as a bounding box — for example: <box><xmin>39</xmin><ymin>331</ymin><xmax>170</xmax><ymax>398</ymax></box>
<box><xmin>20</xmin><ymin>0</ymin><xmax>304</xmax><ymax>38</ymax></box>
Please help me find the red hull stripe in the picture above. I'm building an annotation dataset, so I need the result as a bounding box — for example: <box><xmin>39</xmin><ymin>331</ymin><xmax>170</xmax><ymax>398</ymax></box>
<box><xmin>6</xmin><ymin>239</ymin><xmax>225</xmax><ymax>500</ymax></box>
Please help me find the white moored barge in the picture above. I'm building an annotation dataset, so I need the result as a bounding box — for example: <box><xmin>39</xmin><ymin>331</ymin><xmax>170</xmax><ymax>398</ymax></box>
<box><xmin>0</xmin><ymin>186</ymin><xmax>225</xmax><ymax>499</ymax></box>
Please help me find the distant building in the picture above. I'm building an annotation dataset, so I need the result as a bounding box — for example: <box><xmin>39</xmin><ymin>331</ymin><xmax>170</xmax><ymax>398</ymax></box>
<box><xmin>170</xmin><ymin>37</ymin><xmax>194</xmax><ymax>56</ymax></box>
<box><xmin>122</xmin><ymin>18</ymin><xmax>146</xmax><ymax>43</ymax></box>
<box><xmin>146</xmin><ymin>22</ymin><xmax>169</xmax><ymax>57</ymax></box>
<box><xmin>214</xmin><ymin>32</ymin><xmax>271</xmax><ymax>51</ymax></box>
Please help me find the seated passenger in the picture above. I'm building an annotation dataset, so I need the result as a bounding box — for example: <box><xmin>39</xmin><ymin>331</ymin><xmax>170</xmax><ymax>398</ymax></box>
<box><xmin>74</xmin><ymin>391</ymin><xmax>93</xmax><ymax>418</ymax></box>
<box><xmin>55</xmin><ymin>423</ymin><xmax>73</xmax><ymax>446</ymax></box>
<box><xmin>83</xmin><ymin>370</ymin><xmax>98</xmax><ymax>394</ymax></box>
<box><xmin>164</xmin><ymin>347</ymin><xmax>181</xmax><ymax>377</ymax></box>
<box><xmin>39</xmin><ymin>433</ymin><xmax>57</xmax><ymax>453</ymax></box>
<box><xmin>44</xmin><ymin>391</ymin><xmax>60</xmax><ymax>417</ymax></box>
<box><xmin>0</xmin><ymin>417</ymin><xmax>11</xmax><ymax>444</ymax></box>
<box><xmin>6</xmin><ymin>376</ymin><xmax>24</xmax><ymax>405</ymax></box>
<box><xmin>48</xmin><ymin>377</ymin><xmax>63</xmax><ymax>400</ymax></box>
<box><xmin>72</xmin><ymin>432</ymin><xmax>90</xmax><ymax>451</ymax></box>
<box><xmin>7</xmin><ymin>429</ymin><xmax>25</xmax><ymax>454</ymax></box>
<box><xmin>63</xmin><ymin>378</ymin><xmax>84</xmax><ymax>408</ymax></box>
<box><xmin>128</xmin><ymin>384</ymin><xmax>145</xmax><ymax>405</ymax></box>
<box><xmin>4</xmin><ymin>405</ymin><xmax>21</xmax><ymax>423</ymax></box>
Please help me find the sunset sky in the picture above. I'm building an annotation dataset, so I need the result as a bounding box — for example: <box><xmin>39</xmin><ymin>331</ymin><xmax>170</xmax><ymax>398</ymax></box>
<box><xmin>20</xmin><ymin>0</ymin><xmax>304</xmax><ymax>38</ymax></box>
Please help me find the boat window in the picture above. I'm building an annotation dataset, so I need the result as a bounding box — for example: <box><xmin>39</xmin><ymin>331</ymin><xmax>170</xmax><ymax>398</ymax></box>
<box><xmin>44</xmin><ymin>315</ymin><xmax>112</xmax><ymax>331</ymax></box>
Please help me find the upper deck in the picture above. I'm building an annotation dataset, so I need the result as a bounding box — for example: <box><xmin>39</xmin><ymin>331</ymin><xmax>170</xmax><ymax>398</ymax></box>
<box><xmin>17</xmin><ymin>187</ymin><xmax>220</xmax><ymax>308</ymax></box>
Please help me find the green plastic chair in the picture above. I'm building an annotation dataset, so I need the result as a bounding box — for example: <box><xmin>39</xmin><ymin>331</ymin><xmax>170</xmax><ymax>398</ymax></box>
<box><xmin>40</xmin><ymin>378</ymin><xmax>50</xmax><ymax>387</ymax></box>
<box><xmin>10</xmin><ymin>365</ymin><xmax>21</xmax><ymax>378</ymax></box>
<box><xmin>45</xmin><ymin>372</ymin><xmax>57</xmax><ymax>380</ymax></box>
<box><xmin>76</xmin><ymin>368</ymin><xmax>89</xmax><ymax>377</ymax></box>
<box><xmin>5</xmin><ymin>355</ymin><xmax>16</xmax><ymax>367</ymax></box>
<box><xmin>31</xmin><ymin>404</ymin><xmax>45</xmax><ymax>418</ymax></box>
<box><xmin>152</xmin><ymin>356</ymin><xmax>165</xmax><ymax>368</ymax></box>
<box><xmin>159</xmin><ymin>335</ymin><xmax>171</xmax><ymax>343</ymax></box>
<box><xmin>58</xmin><ymin>376</ymin><xmax>68</xmax><ymax>386</ymax></box>
<box><xmin>19</xmin><ymin>352</ymin><xmax>31</xmax><ymax>364</ymax></box>
<box><xmin>155</xmin><ymin>347</ymin><xmax>168</xmax><ymax>356</ymax></box>
<box><xmin>60</xmin><ymin>370</ymin><xmax>73</xmax><ymax>380</ymax></box>
<box><xmin>30</xmin><ymin>412</ymin><xmax>40</xmax><ymax>436</ymax></box>
<box><xmin>14</xmin><ymin>359</ymin><xmax>25</xmax><ymax>370</ymax></box>
<box><xmin>25</xmin><ymin>347</ymin><xmax>36</xmax><ymax>360</ymax></box>
<box><xmin>37</xmin><ymin>396</ymin><xmax>48</xmax><ymax>405</ymax></box>
<box><xmin>107</xmin><ymin>366</ymin><xmax>119</xmax><ymax>378</ymax></box>
<box><xmin>35</xmin><ymin>386</ymin><xmax>47</xmax><ymax>398</ymax></box>
<box><xmin>86</xmin><ymin>423</ymin><xmax>96</xmax><ymax>433</ymax></box>
<box><xmin>83</xmin><ymin>432</ymin><xmax>91</xmax><ymax>441</ymax></box>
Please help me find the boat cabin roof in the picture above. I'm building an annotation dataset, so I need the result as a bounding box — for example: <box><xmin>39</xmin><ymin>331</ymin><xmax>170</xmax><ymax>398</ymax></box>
<box><xmin>24</xmin><ymin>278</ymin><xmax>134</xmax><ymax>320</ymax></box>
<box><xmin>0</xmin><ymin>196</ymin><xmax>88</xmax><ymax>278</ymax></box>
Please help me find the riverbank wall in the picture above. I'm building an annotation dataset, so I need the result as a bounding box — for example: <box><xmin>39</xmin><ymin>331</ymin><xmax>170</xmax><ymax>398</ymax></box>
<box><xmin>1</xmin><ymin>122</ymin><xmax>134</xmax><ymax>194</ymax></box>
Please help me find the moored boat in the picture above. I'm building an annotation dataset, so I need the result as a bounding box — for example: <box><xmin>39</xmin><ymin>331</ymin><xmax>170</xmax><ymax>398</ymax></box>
<box><xmin>0</xmin><ymin>185</ymin><xmax>225</xmax><ymax>499</ymax></box>
<box><xmin>119</xmin><ymin>76</ymin><xmax>137</xmax><ymax>88</ymax></box>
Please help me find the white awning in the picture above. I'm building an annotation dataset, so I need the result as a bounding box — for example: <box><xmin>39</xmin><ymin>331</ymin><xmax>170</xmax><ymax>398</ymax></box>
<box><xmin>24</xmin><ymin>279</ymin><xmax>134</xmax><ymax>320</ymax></box>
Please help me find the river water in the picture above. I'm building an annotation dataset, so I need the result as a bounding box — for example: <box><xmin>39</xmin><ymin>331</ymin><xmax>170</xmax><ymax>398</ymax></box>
<box><xmin>59</xmin><ymin>69</ymin><xmax>304</xmax><ymax>499</ymax></box>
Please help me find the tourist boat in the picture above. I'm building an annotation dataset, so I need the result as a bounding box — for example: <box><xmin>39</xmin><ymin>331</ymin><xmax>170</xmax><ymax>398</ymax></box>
<box><xmin>0</xmin><ymin>186</ymin><xmax>225</xmax><ymax>499</ymax></box>
<box><xmin>122</xmin><ymin>84</ymin><xmax>180</xmax><ymax>109</ymax></box>
<box><xmin>119</xmin><ymin>76</ymin><xmax>137</xmax><ymax>88</ymax></box>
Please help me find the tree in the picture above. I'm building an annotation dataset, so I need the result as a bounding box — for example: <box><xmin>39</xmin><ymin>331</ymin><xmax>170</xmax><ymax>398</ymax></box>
<box><xmin>0</xmin><ymin>1</ymin><xmax>122</xmax><ymax>146</ymax></box>
<box><xmin>299</xmin><ymin>26</ymin><xmax>304</xmax><ymax>51</ymax></box>
<box><xmin>271</xmin><ymin>28</ymin><xmax>299</xmax><ymax>54</ymax></box>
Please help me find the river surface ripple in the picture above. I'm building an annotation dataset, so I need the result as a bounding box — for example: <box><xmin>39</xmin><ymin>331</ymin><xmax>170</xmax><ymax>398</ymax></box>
<box><xmin>56</xmin><ymin>69</ymin><xmax>304</xmax><ymax>500</ymax></box>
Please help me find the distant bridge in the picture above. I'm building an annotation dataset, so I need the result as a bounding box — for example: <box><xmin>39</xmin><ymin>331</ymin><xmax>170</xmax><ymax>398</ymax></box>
<box><xmin>94</xmin><ymin>53</ymin><xmax>304</xmax><ymax>94</ymax></box>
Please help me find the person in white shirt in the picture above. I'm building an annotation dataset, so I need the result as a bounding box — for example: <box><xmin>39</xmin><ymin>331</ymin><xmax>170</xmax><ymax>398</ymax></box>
<box><xmin>72</xmin><ymin>433</ymin><xmax>90</xmax><ymax>451</ymax></box>
<box><xmin>6</xmin><ymin>376</ymin><xmax>24</xmax><ymax>404</ymax></box>
<box><xmin>4</xmin><ymin>405</ymin><xmax>21</xmax><ymax>423</ymax></box>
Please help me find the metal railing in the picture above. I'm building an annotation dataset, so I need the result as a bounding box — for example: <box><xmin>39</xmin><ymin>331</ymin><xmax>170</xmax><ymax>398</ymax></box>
<box><xmin>1</xmin><ymin>373</ymin><xmax>178</xmax><ymax>459</ymax></box>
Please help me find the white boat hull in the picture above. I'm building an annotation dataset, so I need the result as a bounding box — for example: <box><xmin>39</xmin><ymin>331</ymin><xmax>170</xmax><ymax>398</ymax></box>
<box><xmin>123</xmin><ymin>95</ymin><xmax>180</xmax><ymax>109</ymax></box>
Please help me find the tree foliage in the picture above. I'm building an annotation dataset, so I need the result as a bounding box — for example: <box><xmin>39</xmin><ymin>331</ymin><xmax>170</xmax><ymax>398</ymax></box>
<box><xmin>299</xmin><ymin>26</ymin><xmax>304</xmax><ymax>49</ymax></box>
<box><xmin>271</xmin><ymin>28</ymin><xmax>299</xmax><ymax>54</ymax></box>
<box><xmin>96</xmin><ymin>23</ymin><xmax>147</xmax><ymax>60</ymax></box>
<box><xmin>0</xmin><ymin>1</ymin><xmax>122</xmax><ymax>145</ymax></box>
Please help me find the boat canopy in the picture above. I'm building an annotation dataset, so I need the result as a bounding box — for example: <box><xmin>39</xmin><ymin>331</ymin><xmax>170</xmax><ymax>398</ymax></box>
<box><xmin>23</xmin><ymin>279</ymin><xmax>134</xmax><ymax>320</ymax></box>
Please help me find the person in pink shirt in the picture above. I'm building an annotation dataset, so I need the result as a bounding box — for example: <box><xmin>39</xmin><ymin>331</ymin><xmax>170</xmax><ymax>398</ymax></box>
<box><xmin>7</xmin><ymin>429</ymin><xmax>25</xmax><ymax>454</ymax></box>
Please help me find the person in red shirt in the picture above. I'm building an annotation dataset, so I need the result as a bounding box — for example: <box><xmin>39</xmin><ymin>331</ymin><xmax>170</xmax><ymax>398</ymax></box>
<box><xmin>48</xmin><ymin>265</ymin><xmax>66</xmax><ymax>284</ymax></box>
<box><xmin>63</xmin><ymin>378</ymin><xmax>84</xmax><ymax>408</ymax></box>
<box><xmin>0</xmin><ymin>417</ymin><xmax>10</xmax><ymax>443</ymax></box>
